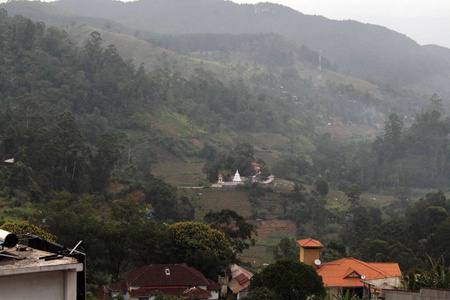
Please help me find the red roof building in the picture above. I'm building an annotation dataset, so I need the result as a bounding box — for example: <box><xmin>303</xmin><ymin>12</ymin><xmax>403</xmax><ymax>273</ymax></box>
<box><xmin>105</xmin><ymin>264</ymin><xmax>217</xmax><ymax>300</ymax></box>
<box><xmin>297</xmin><ymin>239</ymin><xmax>402</xmax><ymax>298</ymax></box>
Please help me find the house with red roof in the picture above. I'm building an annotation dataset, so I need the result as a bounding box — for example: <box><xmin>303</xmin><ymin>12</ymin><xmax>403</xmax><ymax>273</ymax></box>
<box><xmin>297</xmin><ymin>238</ymin><xmax>402</xmax><ymax>298</ymax></box>
<box><xmin>252</xmin><ymin>162</ymin><xmax>260</xmax><ymax>173</ymax></box>
<box><xmin>104</xmin><ymin>263</ymin><xmax>220</xmax><ymax>300</ymax></box>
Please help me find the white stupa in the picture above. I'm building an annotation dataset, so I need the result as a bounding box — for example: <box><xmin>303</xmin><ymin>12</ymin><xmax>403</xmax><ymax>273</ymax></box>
<box><xmin>232</xmin><ymin>170</ymin><xmax>242</xmax><ymax>183</ymax></box>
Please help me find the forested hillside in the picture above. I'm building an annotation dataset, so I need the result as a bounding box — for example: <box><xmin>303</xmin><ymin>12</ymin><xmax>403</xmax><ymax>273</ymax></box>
<box><xmin>1</xmin><ymin>5</ymin><xmax>450</xmax><ymax>297</ymax></box>
<box><xmin>3</xmin><ymin>0</ymin><xmax>450</xmax><ymax>103</ymax></box>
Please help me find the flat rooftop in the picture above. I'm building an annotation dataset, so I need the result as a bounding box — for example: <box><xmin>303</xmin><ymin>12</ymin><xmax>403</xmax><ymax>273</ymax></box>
<box><xmin>0</xmin><ymin>245</ymin><xmax>83</xmax><ymax>276</ymax></box>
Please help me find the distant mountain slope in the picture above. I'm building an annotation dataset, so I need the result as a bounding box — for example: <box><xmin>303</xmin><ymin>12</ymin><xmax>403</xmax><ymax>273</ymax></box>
<box><xmin>0</xmin><ymin>0</ymin><xmax>129</xmax><ymax>33</ymax></box>
<box><xmin>2</xmin><ymin>0</ymin><xmax>450</xmax><ymax>104</ymax></box>
<box><xmin>47</xmin><ymin>0</ymin><xmax>450</xmax><ymax>87</ymax></box>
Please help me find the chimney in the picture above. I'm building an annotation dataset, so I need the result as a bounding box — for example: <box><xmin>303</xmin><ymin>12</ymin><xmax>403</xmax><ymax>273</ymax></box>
<box><xmin>297</xmin><ymin>238</ymin><xmax>323</xmax><ymax>269</ymax></box>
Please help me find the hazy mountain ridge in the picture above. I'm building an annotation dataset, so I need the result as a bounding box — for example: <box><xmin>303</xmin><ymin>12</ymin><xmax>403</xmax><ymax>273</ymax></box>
<box><xmin>3</xmin><ymin>0</ymin><xmax>450</xmax><ymax>103</ymax></box>
<box><xmin>54</xmin><ymin>1</ymin><xmax>450</xmax><ymax>85</ymax></box>
<box><xmin>0</xmin><ymin>0</ymin><xmax>435</xmax><ymax>120</ymax></box>
<box><xmin>0</xmin><ymin>0</ymin><xmax>129</xmax><ymax>34</ymax></box>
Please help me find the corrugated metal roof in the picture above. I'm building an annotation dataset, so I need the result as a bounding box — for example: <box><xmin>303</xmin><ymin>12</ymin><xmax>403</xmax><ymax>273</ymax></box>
<box><xmin>229</xmin><ymin>264</ymin><xmax>253</xmax><ymax>294</ymax></box>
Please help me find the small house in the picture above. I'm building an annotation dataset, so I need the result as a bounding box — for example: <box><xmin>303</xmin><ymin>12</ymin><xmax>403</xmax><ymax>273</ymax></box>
<box><xmin>105</xmin><ymin>263</ymin><xmax>219</xmax><ymax>300</ymax></box>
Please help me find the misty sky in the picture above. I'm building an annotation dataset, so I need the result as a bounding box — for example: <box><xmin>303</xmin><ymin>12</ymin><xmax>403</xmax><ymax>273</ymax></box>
<box><xmin>1</xmin><ymin>0</ymin><xmax>449</xmax><ymax>48</ymax></box>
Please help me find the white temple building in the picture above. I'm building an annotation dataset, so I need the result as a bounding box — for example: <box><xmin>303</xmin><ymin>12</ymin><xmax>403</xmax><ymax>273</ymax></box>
<box><xmin>232</xmin><ymin>170</ymin><xmax>242</xmax><ymax>183</ymax></box>
<box><xmin>211</xmin><ymin>168</ymin><xmax>274</xmax><ymax>188</ymax></box>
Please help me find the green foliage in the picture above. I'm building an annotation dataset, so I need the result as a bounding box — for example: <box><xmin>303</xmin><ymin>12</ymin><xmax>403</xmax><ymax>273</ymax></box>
<box><xmin>322</xmin><ymin>239</ymin><xmax>346</xmax><ymax>262</ymax></box>
<box><xmin>345</xmin><ymin>184</ymin><xmax>361</xmax><ymax>205</ymax></box>
<box><xmin>243</xmin><ymin>287</ymin><xmax>279</xmax><ymax>300</ymax></box>
<box><xmin>204</xmin><ymin>209</ymin><xmax>256</xmax><ymax>254</ymax></box>
<box><xmin>91</xmin><ymin>133</ymin><xmax>124</xmax><ymax>193</ymax></box>
<box><xmin>203</xmin><ymin>143</ymin><xmax>257</xmax><ymax>182</ymax></box>
<box><xmin>314</xmin><ymin>178</ymin><xmax>329</xmax><ymax>197</ymax></box>
<box><xmin>41</xmin><ymin>192</ymin><xmax>172</xmax><ymax>283</ymax></box>
<box><xmin>168</xmin><ymin>221</ymin><xmax>234</xmax><ymax>279</ymax></box>
<box><xmin>402</xmin><ymin>255</ymin><xmax>450</xmax><ymax>290</ymax></box>
<box><xmin>143</xmin><ymin>177</ymin><xmax>193</xmax><ymax>222</ymax></box>
<box><xmin>249</xmin><ymin>259</ymin><xmax>326</xmax><ymax>300</ymax></box>
<box><xmin>0</xmin><ymin>220</ymin><xmax>56</xmax><ymax>242</ymax></box>
<box><xmin>333</xmin><ymin>290</ymin><xmax>366</xmax><ymax>300</ymax></box>
<box><xmin>272</xmin><ymin>237</ymin><xmax>300</xmax><ymax>260</ymax></box>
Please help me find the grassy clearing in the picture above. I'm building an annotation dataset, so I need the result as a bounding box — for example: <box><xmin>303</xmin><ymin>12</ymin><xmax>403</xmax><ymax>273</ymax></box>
<box><xmin>240</xmin><ymin>230</ymin><xmax>297</xmax><ymax>269</ymax></box>
<box><xmin>154</xmin><ymin>110</ymin><xmax>195</xmax><ymax>137</ymax></box>
<box><xmin>189</xmin><ymin>188</ymin><xmax>252</xmax><ymax>221</ymax></box>
<box><xmin>152</xmin><ymin>159</ymin><xmax>205</xmax><ymax>184</ymax></box>
<box><xmin>0</xmin><ymin>202</ymin><xmax>35</xmax><ymax>223</ymax></box>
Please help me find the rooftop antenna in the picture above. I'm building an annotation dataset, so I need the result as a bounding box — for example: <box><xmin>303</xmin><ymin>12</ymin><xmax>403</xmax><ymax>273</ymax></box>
<box><xmin>69</xmin><ymin>240</ymin><xmax>83</xmax><ymax>255</ymax></box>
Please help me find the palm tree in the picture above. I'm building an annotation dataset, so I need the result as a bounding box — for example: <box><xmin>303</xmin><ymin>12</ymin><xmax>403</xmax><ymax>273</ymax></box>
<box><xmin>402</xmin><ymin>254</ymin><xmax>450</xmax><ymax>290</ymax></box>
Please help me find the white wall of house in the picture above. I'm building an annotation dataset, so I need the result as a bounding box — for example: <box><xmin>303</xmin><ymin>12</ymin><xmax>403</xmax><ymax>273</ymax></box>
<box><xmin>0</xmin><ymin>269</ymin><xmax>78</xmax><ymax>299</ymax></box>
<box><xmin>209</xmin><ymin>290</ymin><xmax>219</xmax><ymax>299</ymax></box>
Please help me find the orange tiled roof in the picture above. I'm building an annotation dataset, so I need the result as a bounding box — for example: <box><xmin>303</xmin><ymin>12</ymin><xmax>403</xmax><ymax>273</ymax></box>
<box><xmin>297</xmin><ymin>238</ymin><xmax>324</xmax><ymax>248</ymax></box>
<box><xmin>316</xmin><ymin>258</ymin><xmax>401</xmax><ymax>288</ymax></box>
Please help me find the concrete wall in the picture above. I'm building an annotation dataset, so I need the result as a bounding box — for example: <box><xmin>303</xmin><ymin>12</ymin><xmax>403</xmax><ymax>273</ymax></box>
<box><xmin>384</xmin><ymin>288</ymin><xmax>450</xmax><ymax>300</ymax></box>
<box><xmin>0</xmin><ymin>269</ymin><xmax>78</xmax><ymax>300</ymax></box>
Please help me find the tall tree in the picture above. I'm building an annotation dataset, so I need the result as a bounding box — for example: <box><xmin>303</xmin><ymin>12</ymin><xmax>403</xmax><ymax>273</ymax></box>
<box><xmin>382</xmin><ymin>113</ymin><xmax>404</xmax><ymax>161</ymax></box>
<box><xmin>247</xmin><ymin>259</ymin><xmax>326</xmax><ymax>300</ymax></box>
<box><xmin>204</xmin><ymin>209</ymin><xmax>256</xmax><ymax>254</ymax></box>
<box><xmin>91</xmin><ymin>133</ymin><xmax>124</xmax><ymax>193</ymax></box>
<box><xmin>167</xmin><ymin>221</ymin><xmax>234</xmax><ymax>279</ymax></box>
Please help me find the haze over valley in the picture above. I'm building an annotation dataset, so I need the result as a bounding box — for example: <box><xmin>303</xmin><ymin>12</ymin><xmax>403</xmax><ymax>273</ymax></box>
<box><xmin>0</xmin><ymin>1</ymin><xmax>449</xmax><ymax>298</ymax></box>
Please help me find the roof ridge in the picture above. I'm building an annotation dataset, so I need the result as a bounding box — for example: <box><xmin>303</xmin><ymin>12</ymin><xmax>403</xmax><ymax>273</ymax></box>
<box><xmin>297</xmin><ymin>238</ymin><xmax>323</xmax><ymax>248</ymax></box>
<box><xmin>128</xmin><ymin>264</ymin><xmax>154</xmax><ymax>286</ymax></box>
<box><xmin>181</xmin><ymin>264</ymin><xmax>209</xmax><ymax>284</ymax></box>
<box><xmin>344</xmin><ymin>258</ymin><xmax>396</xmax><ymax>277</ymax></box>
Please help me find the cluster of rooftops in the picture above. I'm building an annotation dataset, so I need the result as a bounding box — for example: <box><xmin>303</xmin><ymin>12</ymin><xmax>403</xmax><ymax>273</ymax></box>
<box><xmin>2</xmin><ymin>229</ymin><xmax>449</xmax><ymax>300</ymax></box>
<box><xmin>100</xmin><ymin>238</ymin><xmax>404</xmax><ymax>299</ymax></box>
